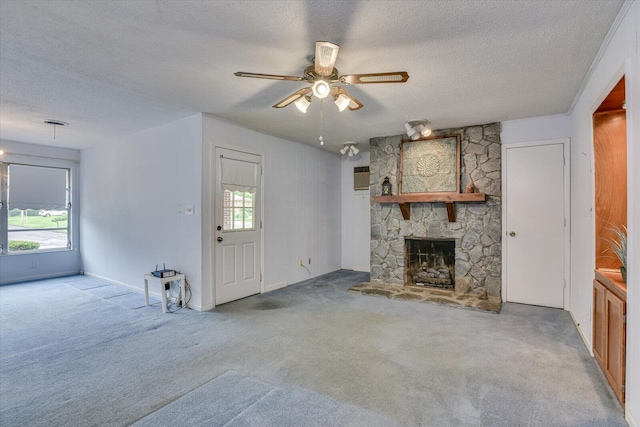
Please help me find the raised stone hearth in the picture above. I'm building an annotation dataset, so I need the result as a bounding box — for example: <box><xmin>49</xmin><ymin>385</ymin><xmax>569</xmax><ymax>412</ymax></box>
<box><xmin>370</xmin><ymin>123</ymin><xmax>502</xmax><ymax>299</ymax></box>
<box><xmin>349</xmin><ymin>282</ymin><xmax>501</xmax><ymax>313</ymax></box>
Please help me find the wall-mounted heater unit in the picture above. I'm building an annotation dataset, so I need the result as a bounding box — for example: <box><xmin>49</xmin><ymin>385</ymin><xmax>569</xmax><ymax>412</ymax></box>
<box><xmin>354</xmin><ymin>166</ymin><xmax>370</xmax><ymax>191</ymax></box>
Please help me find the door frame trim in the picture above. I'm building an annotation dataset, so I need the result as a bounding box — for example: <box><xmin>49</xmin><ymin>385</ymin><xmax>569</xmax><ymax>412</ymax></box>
<box><xmin>202</xmin><ymin>142</ymin><xmax>264</xmax><ymax>310</ymax></box>
<box><xmin>501</xmin><ymin>138</ymin><xmax>571</xmax><ymax>309</ymax></box>
<box><xmin>214</xmin><ymin>145</ymin><xmax>264</xmax><ymax>305</ymax></box>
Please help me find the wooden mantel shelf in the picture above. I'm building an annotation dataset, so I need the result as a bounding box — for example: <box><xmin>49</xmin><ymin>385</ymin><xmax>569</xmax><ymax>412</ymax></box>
<box><xmin>373</xmin><ymin>192</ymin><xmax>486</xmax><ymax>222</ymax></box>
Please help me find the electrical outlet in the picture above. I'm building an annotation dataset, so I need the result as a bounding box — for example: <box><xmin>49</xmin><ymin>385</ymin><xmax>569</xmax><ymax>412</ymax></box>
<box><xmin>185</xmin><ymin>205</ymin><xmax>194</xmax><ymax>215</ymax></box>
<box><xmin>299</xmin><ymin>260</ymin><xmax>303</xmax><ymax>266</ymax></box>
<box><xmin>31</xmin><ymin>261</ymin><xmax>38</xmax><ymax>269</ymax></box>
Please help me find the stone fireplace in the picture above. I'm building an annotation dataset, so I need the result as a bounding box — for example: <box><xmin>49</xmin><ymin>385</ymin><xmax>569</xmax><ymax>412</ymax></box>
<box><xmin>405</xmin><ymin>238</ymin><xmax>455</xmax><ymax>288</ymax></box>
<box><xmin>369</xmin><ymin>123</ymin><xmax>502</xmax><ymax>298</ymax></box>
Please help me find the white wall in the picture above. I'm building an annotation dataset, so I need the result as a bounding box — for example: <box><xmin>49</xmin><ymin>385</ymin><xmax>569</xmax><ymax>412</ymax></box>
<box><xmin>568</xmin><ymin>2</ymin><xmax>638</xmax><ymax>424</ymax></box>
<box><xmin>500</xmin><ymin>114</ymin><xmax>571</xmax><ymax>145</ymax></box>
<box><xmin>201</xmin><ymin>115</ymin><xmax>342</xmax><ymax>309</ymax></box>
<box><xmin>340</xmin><ymin>152</ymin><xmax>370</xmax><ymax>272</ymax></box>
<box><xmin>0</xmin><ymin>140</ymin><xmax>81</xmax><ymax>284</ymax></box>
<box><xmin>80</xmin><ymin>115</ymin><xmax>204</xmax><ymax>306</ymax></box>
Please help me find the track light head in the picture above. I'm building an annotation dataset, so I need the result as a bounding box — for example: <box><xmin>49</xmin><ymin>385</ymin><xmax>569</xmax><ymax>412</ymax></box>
<box><xmin>405</xmin><ymin>120</ymin><xmax>432</xmax><ymax>139</ymax></box>
<box><xmin>340</xmin><ymin>142</ymin><xmax>359</xmax><ymax>157</ymax></box>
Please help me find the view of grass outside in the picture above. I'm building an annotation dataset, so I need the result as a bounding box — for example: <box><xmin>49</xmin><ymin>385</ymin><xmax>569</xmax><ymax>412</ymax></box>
<box><xmin>9</xmin><ymin>209</ymin><xmax>67</xmax><ymax>233</ymax></box>
<box><xmin>8</xmin><ymin>209</ymin><xmax>68</xmax><ymax>251</ymax></box>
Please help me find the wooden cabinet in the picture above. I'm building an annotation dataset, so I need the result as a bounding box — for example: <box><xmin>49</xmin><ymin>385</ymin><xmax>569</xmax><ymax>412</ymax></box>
<box><xmin>593</xmin><ymin>269</ymin><xmax>626</xmax><ymax>406</ymax></box>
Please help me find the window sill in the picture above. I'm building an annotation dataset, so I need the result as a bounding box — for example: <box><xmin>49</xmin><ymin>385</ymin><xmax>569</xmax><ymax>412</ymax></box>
<box><xmin>1</xmin><ymin>248</ymin><xmax>74</xmax><ymax>256</ymax></box>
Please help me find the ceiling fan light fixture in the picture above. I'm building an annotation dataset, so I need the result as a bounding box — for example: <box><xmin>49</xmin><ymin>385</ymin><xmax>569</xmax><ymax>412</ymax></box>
<box><xmin>312</xmin><ymin>80</ymin><xmax>331</xmax><ymax>99</ymax></box>
<box><xmin>334</xmin><ymin>93</ymin><xmax>350</xmax><ymax>112</ymax></box>
<box><xmin>295</xmin><ymin>96</ymin><xmax>311</xmax><ymax>113</ymax></box>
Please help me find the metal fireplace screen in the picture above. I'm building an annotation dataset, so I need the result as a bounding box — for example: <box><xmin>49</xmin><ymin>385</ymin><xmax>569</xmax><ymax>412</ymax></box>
<box><xmin>404</xmin><ymin>238</ymin><xmax>455</xmax><ymax>288</ymax></box>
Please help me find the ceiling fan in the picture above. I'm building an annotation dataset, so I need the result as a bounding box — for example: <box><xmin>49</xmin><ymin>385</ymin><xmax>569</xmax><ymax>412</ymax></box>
<box><xmin>234</xmin><ymin>41</ymin><xmax>409</xmax><ymax>112</ymax></box>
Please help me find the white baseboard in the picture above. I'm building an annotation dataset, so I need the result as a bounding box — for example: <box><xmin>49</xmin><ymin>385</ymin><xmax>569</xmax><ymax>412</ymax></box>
<box><xmin>84</xmin><ymin>272</ymin><xmax>146</xmax><ymax>296</ymax></box>
<box><xmin>264</xmin><ymin>281</ymin><xmax>287</xmax><ymax>293</ymax></box>
<box><xmin>352</xmin><ymin>266</ymin><xmax>371</xmax><ymax>273</ymax></box>
<box><xmin>569</xmin><ymin>309</ymin><xmax>593</xmax><ymax>355</ymax></box>
<box><xmin>0</xmin><ymin>270</ymin><xmax>80</xmax><ymax>285</ymax></box>
<box><xmin>189</xmin><ymin>302</ymin><xmax>214</xmax><ymax>312</ymax></box>
<box><xmin>627</xmin><ymin>407</ymin><xmax>638</xmax><ymax>427</ymax></box>
<box><xmin>85</xmin><ymin>271</ymin><xmax>206</xmax><ymax>312</ymax></box>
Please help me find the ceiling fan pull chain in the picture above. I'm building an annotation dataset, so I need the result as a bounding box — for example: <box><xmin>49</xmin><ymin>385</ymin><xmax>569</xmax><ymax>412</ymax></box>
<box><xmin>319</xmin><ymin>98</ymin><xmax>325</xmax><ymax>145</ymax></box>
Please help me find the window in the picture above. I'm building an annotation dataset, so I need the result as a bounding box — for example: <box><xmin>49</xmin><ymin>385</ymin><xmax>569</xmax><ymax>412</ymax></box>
<box><xmin>220</xmin><ymin>154</ymin><xmax>258</xmax><ymax>231</ymax></box>
<box><xmin>223</xmin><ymin>190</ymin><xmax>254</xmax><ymax>231</ymax></box>
<box><xmin>1</xmin><ymin>163</ymin><xmax>71</xmax><ymax>253</ymax></box>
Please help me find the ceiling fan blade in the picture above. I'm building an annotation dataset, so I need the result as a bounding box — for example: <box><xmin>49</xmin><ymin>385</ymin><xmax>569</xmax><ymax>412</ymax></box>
<box><xmin>315</xmin><ymin>41</ymin><xmax>340</xmax><ymax>77</ymax></box>
<box><xmin>272</xmin><ymin>88</ymin><xmax>312</xmax><ymax>108</ymax></box>
<box><xmin>340</xmin><ymin>71</ymin><xmax>409</xmax><ymax>84</ymax></box>
<box><xmin>234</xmin><ymin>72</ymin><xmax>303</xmax><ymax>81</ymax></box>
<box><xmin>331</xmin><ymin>87</ymin><xmax>363</xmax><ymax>111</ymax></box>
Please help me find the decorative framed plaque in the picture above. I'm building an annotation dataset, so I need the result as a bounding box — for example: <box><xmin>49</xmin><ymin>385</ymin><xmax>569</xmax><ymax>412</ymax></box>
<box><xmin>399</xmin><ymin>135</ymin><xmax>461</xmax><ymax>194</ymax></box>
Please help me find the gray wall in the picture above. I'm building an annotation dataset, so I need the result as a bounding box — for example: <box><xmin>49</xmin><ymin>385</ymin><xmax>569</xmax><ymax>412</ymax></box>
<box><xmin>0</xmin><ymin>140</ymin><xmax>81</xmax><ymax>284</ymax></box>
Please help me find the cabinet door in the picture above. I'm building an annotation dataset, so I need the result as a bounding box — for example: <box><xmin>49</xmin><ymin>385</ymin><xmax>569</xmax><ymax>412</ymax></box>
<box><xmin>593</xmin><ymin>280</ymin><xmax>607</xmax><ymax>368</ymax></box>
<box><xmin>605</xmin><ymin>291</ymin><xmax>626</xmax><ymax>405</ymax></box>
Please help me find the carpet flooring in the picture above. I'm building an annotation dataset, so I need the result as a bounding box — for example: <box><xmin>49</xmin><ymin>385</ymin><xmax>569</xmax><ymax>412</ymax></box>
<box><xmin>0</xmin><ymin>271</ymin><xmax>627</xmax><ymax>426</ymax></box>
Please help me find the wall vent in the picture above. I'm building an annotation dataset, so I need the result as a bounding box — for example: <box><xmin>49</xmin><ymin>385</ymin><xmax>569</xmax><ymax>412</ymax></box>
<box><xmin>354</xmin><ymin>166</ymin><xmax>370</xmax><ymax>190</ymax></box>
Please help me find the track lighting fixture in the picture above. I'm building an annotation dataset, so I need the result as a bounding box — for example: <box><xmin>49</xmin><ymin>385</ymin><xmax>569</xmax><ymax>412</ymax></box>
<box><xmin>340</xmin><ymin>142</ymin><xmax>360</xmax><ymax>157</ymax></box>
<box><xmin>404</xmin><ymin>120</ymin><xmax>432</xmax><ymax>140</ymax></box>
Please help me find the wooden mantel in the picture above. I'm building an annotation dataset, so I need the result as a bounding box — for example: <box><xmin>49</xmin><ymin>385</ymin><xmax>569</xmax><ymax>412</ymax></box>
<box><xmin>373</xmin><ymin>192</ymin><xmax>486</xmax><ymax>222</ymax></box>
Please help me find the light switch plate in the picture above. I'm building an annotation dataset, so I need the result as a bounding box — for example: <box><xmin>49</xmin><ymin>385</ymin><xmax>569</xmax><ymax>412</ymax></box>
<box><xmin>185</xmin><ymin>205</ymin><xmax>195</xmax><ymax>215</ymax></box>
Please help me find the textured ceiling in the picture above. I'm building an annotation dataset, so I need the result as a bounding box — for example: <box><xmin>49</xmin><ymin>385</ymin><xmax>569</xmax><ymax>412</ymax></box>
<box><xmin>0</xmin><ymin>0</ymin><xmax>625</xmax><ymax>152</ymax></box>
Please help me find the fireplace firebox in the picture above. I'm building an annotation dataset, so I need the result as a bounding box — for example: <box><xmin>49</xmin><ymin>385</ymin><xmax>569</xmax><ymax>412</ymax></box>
<box><xmin>404</xmin><ymin>238</ymin><xmax>455</xmax><ymax>288</ymax></box>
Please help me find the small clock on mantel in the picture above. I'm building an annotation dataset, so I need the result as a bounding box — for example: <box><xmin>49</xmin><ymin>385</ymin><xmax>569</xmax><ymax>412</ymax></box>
<box><xmin>381</xmin><ymin>177</ymin><xmax>392</xmax><ymax>196</ymax></box>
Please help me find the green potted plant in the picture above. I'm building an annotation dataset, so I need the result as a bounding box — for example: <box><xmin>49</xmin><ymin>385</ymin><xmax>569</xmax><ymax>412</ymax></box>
<box><xmin>607</xmin><ymin>224</ymin><xmax>627</xmax><ymax>283</ymax></box>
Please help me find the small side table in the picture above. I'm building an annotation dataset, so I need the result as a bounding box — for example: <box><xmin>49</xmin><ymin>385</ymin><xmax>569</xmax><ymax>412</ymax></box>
<box><xmin>143</xmin><ymin>273</ymin><xmax>186</xmax><ymax>313</ymax></box>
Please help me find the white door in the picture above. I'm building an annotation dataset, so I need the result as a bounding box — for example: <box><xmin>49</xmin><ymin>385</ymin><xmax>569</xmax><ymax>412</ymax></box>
<box><xmin>215</xmin><ymin>147</ymin><xmax>262</xmax><ymax>305</ymax></box>
<box><xmin>503</xmin><ymin>141</ymin><xmax>567</xmax><ymax>308</ymax></box>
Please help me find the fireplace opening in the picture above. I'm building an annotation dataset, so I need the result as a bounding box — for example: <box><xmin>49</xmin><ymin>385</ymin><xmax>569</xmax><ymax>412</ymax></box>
<box><xmin>404</xmin><ymin>238</ymin><xmax>455</xmax><ymax>289</ymax></box>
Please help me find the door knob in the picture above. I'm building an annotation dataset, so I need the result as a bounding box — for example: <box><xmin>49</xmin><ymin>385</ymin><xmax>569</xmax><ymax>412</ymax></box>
<box><xmin>217</xmin><ymin>236</ymin><xmax>223</xmax><ymax>242</ymax></box>
<box><xmin>509</xmin><ymin>231</ymin><xmax>516</xmax><ymax>237</ymax></box>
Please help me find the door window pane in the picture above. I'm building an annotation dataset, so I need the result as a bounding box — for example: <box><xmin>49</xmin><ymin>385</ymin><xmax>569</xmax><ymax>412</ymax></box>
<box><xmin>223</xmin><ymin>190</ymin><xmax>255</xmax><ymax>231</ymax></box>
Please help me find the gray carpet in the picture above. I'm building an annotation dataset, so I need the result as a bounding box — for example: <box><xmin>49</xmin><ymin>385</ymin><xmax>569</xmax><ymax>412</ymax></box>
<box><xmin>0</xmin><ymin>271</ymin><xmax>627</xmax><ymax>426</ymax></box>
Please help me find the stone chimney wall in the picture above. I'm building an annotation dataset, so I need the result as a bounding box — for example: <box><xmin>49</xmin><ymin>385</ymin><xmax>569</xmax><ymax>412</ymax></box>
<box><xmin>369</xmin><ymin>123</ymin><xmax>502</xmax><ymax>297</ymax></box>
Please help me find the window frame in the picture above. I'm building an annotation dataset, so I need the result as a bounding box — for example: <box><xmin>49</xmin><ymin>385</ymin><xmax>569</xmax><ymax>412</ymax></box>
<box><xmin>1</xmin><ymin>157</ymin><xmax>75</xmax><ymax>255</ymax></box>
